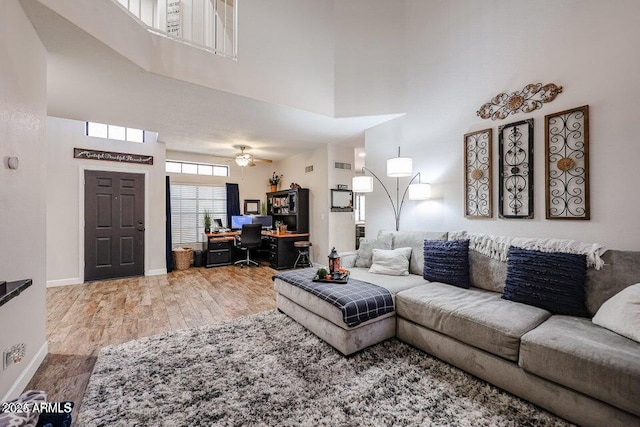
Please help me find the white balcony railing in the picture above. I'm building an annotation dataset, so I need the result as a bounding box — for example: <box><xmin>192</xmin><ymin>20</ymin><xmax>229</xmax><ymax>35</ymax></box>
<box><xmin>114</xmin><ymin>0</ymin><xmax>237</xmax><ymax>59</ymax></box>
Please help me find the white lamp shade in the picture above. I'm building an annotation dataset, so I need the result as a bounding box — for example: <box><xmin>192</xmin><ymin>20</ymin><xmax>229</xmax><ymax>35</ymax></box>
<box><xmin>408</xmin><ymin>183</ymin><xmax>431</xmax><ymax>200</ymax></box>
<box><xmin>352</xmin><ymin>175</ymin><xmax>373</xmax><ymax>193</ymax></box>
<box><xmin>387</xmin><ymin>157</ymin><xmax>413</xmax><ymax>177</ymax></box>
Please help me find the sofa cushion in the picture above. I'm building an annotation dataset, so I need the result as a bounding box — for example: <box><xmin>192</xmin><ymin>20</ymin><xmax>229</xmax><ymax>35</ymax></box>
<box><xmin>423</xmin><ymin>240</ymin><xmax>470</xmax><ymax>288</ymax></box>
<box><xmin>519</xmin><ymin>315</ymin><xmax>640</xmax><ymax>417</ymax></box>
<box><xmin>469</xmin><ymin>249</ymin><xmax>507</xmax><ymax>293</ymax></box>
<box><xmin>396</xmin><ymin>283</ymin><xmax>551</xmax><ymax>361</ymax></box>
<box><xmin>369</xmin><ymin>247</ymin><xmax>412</xmax><ymax>276</ymax></box>
<box><xmin>355</xmin><ymin>234</ymin><xmax>393</xmax><ymax>268</ymax></box>
<box><xmin>585</xmin><ymin>249</ymin><xmax>640</xmax><ymax>315</ymax></box>
<box><xmin>349</xmin><ymin>267</ymin><xmax>428</xmax><ymax>296</ymax></box>
<box><xmin>503</xmin><ymin>248</ymin><xmax>589</xmax><ymax>317</ymax></box>
<box><xmin>592</xmin><ymin>283</ymin><xmax>640</xmax><ymax>343</ymax></box>
<box><xmin>379</xmin><ymin>230</ymin><xmax>448</xmax><ymax>275</ymax></box>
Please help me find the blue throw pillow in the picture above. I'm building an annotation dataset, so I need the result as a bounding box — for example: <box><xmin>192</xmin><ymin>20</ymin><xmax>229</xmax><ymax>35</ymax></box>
<box><xmin>423</xmin><ymin>240</ymin><xmax>470</xmax><ymax>288</ymax></box>
<box><xmin>503</xmin><ymin>247</ymin><xmax>589</xmax><ymax>317</ymax></box>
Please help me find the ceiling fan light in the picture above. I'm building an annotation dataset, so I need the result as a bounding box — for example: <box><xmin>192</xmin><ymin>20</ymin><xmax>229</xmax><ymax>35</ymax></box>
<box><xmin>235</xmin><ymin>154</ymin><xmax>251</xmax><ymax>167</ymax></box>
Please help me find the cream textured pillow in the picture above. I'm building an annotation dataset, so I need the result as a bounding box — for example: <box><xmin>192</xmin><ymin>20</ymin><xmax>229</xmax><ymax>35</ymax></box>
<box><xmin>592</xmin><ymin>283</ymin><xmax>640</xmax><ymax>343</ymax></box>
<box><xmin>369</xmin><ymin>247</ymin><xmax>412</xmax><ymax>276</ymax></box>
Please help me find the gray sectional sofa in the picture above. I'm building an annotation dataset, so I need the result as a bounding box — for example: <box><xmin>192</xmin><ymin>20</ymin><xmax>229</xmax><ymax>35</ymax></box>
<box><xmin>273</xmin><ymin>230</ymin><xmax>640</xmax><ymax>427</ymax></box>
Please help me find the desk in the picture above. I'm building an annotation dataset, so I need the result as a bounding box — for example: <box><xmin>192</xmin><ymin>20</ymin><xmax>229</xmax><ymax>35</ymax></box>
<box><xmin>204</xmin><ymin>231</ymin><xmax>310</xmax><ymax>269</ymax></box>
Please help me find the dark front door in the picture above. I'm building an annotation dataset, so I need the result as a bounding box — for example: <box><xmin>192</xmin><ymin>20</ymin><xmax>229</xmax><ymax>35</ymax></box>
<box><xmin>85</xmin><ymin>170</ymin><xmax>145</xmax><ymax>281</ymax></box>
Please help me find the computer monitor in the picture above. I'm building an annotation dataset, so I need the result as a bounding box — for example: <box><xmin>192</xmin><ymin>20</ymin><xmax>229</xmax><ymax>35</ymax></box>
<box><xmin>252</xmin><ymin>215</ymin><xmax>273</xmax><ymax>229</ymax></box>
<box><xmin>231</xmin><ymin>215</ymin><xmax>252</xmax><ymax>229</ymax></box>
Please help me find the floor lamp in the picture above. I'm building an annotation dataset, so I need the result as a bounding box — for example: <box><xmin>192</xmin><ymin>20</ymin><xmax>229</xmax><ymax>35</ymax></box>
<box><xmin>352</xmin><ymin>147</ymin><xmax>431</xmax><ymax>231</ymax></box>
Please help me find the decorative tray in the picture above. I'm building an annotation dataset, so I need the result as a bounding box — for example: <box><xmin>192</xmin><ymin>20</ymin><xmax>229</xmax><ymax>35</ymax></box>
<box><xmin>312</xmin><ymin>271</ymin><xmax>350</xmax><ymax>284</ymax></box>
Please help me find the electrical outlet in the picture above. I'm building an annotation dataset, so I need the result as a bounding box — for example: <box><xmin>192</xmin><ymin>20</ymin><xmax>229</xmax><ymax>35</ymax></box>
<box><xmin>3</xmin><ymin>343</ymin><xmax>25</xmax><ymax>369</ymax></box>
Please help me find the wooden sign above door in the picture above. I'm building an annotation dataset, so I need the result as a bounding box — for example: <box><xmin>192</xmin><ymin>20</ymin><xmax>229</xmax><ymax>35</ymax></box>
<box><xmin>74</xmin><ymin>148</ymin><xmax>154</xmax><ymax>165</ymax></box>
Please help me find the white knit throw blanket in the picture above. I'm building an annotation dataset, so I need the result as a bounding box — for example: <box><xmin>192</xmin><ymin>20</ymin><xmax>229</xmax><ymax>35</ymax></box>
<box><xmin>449</xmin><ymin>231</ymin><xmax>607</xmax><ymax>270</ymax></box>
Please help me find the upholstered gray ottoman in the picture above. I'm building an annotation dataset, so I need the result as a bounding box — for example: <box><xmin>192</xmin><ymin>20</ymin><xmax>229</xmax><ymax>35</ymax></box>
<box><xmin>273</xmin><ymin>268</ymin><xmax>428</xmax><ymax>355</ymax></box>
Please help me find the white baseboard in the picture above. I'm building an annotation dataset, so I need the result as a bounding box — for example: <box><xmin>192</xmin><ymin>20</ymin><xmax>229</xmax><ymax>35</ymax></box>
<box><xmin>1</xmin><ymin>341</ymin><xmax>48</xmax><ymax>403</ymax></box>
<box><xmin>47</xmin><ymin>270</ymin><xmax>166</xmax><ymax>285</ymax></box>
<box><xmin>46</xmin><ymin>277</ymin><xmax>82</xmax><ymax>287</ymax></box>
<box><xmin>146</xmin><ymin>268</ymin><xmax>167</xmax><ymax>276</ymax></box>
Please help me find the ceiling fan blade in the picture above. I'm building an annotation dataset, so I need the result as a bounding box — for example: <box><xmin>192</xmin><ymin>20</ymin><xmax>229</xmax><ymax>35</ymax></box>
<box><xmin>210</xmin><ymin>154</ymin><xmax>235</xmax><ymax>160</ymax></box>
<box><xmin>251</xmin><ymin>158</ymin><xmax>273</xmax><ymax>163</ymax></box>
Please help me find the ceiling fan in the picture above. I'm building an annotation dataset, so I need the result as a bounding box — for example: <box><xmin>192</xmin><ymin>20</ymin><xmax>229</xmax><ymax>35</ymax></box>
<box><xmin>216</xmin><ymin>145</ymin><xmax>273</xmax><ymax>167</ymax></box>
<box><xmin>234</xmin><ymin>145</ymin><xmax>273</xmax><ymax>167</ymax></box>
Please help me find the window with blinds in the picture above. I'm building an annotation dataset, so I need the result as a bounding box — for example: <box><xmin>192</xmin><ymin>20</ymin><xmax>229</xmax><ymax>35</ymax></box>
<box><xmin>170</xmin><ymin>184</ymin><xmax>227</xmax><ymax>244</ymax></box>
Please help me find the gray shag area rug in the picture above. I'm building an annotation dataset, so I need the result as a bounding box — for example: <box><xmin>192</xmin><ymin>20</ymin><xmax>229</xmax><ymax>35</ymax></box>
<box><xmin>78</xmin><ymin>311</ymin><xmax>570</xmax><ymax>426</ymax></box>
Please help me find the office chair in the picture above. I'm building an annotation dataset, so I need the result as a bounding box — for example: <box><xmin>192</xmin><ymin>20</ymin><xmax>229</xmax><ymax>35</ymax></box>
<box><xmin>234</xmin><ymin>223</ymin><xmax>263</xmax><ymax>267</ymax></box>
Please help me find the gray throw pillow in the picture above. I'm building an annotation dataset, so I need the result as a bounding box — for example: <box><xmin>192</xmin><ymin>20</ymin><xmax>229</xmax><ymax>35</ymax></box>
<box><xmin>355</xmin><ymin>234</ymin><xmax>393</xmax><ymax>268</ymax></box>
<box><xmin>385</xmin><ymin>230</ymin><xmax>448</xmax><ymax>275</ymax></box>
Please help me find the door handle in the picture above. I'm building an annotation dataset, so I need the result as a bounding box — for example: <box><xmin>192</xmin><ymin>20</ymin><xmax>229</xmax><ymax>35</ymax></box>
<box><xmin>137</xmin><ymin>221</ymin><xmax>145</xmax><ymax>232</ymax></box>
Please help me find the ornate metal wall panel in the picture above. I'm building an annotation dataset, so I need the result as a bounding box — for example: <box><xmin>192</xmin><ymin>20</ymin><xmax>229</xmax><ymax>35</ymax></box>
<box><xmin>477</xmin><ymin>83</ymin><xmax>563</xmax><ymax>120</ymax></box>
<box><xmin>499</xmin><ymin>119</ymin><xmax>534</xmax><ymax>219</ymax></box>
<box><xmin>545</xmin><ymin>105</ymin><xmax>590</xmax><ymax>220</ymax></box>
<box><xmin>464</xmin><ymin>129</ymin><xmax>493</xmax><ymax>218</ymax></box>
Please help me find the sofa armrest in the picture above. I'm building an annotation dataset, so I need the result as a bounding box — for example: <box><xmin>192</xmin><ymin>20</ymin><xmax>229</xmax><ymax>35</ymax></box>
<box><xmin>340</xmin><ymin>251</ymin><xmax>358</xmax><ymax>268</ymax></box>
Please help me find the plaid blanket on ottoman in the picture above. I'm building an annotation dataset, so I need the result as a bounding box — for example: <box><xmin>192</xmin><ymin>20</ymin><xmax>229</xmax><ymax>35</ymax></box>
<box><xmin>273</xmin><ymin>268</ymin><xmax>394</xmax><ymax>327</ymax></box>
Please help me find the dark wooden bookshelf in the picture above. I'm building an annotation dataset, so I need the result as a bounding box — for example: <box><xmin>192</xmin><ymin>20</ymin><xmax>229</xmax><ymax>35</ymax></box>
<box><xmin>266</xmin><ymin>188</ymin><xmax>309</xmax><ymax>233</ymax></box>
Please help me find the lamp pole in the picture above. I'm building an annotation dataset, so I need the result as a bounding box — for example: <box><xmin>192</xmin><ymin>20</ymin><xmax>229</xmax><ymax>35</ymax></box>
<box><xmin>359</xmin><ymin>166</ymin><xmax>422</xmax><ymax>231</ymax></box>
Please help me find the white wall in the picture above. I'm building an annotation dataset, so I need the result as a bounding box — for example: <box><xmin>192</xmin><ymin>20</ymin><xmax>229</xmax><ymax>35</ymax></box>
<box><xmin>365</xmin><ymin>0</ymin><xmax>640</xmax><ymax>250</ymax></box>
<box><xmin>0</xmin><ymin>0</ymin><xmax>48</xmax><ymax>400</ymax></box>
<box><xmin>36</xmin><ymin>0</ymin><xmax>336</xmax><ymax>116</ymax></box>
<box><xmin>46</xmin><ymin>117</ymin><xmax>167</xmax><ymax>285</ymax></box>
<box><xmin>274</xmin><ymin>146</ymin><xmax>329</xmax><ymax>264</ymax></box>
<box><xmin>273</xmin><ymin>143</ymin><xmax>358</xmax><ymax>263</ymax></box>
<box><xmin>333</xmin><ymin>0</ymin><xmax>406</xmax><ymax>117</ymax></box>
<box><xmin>328</xmin><ymin>144</ymin><xmax>356</xmax><ymax>253</ymax></box>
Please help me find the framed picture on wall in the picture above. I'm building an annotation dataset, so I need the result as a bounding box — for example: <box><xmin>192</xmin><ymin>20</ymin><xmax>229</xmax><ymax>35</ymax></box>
<box><xmin>498</xmin><ymin>119</ymin><xmax>534</xmax><ymax>219</ymax></box>
<box><xmin>545</xmin><ymin>105</ymin><xmax>590</xmax><ymax>220</ymax></box>
<box><xmin>464</xmin><ymin>128</ymin><xmax>493</xmax><ymax>218</ymax></box>
<box><xmin>244</xmin><ymin>199</ymin><xmax>260</xmax><ymax>215</ymax></box>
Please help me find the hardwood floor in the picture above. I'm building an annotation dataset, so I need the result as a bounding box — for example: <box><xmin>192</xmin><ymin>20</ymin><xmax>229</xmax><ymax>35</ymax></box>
<box><xmin>25</xmin><ymin>264</ymin><xmax>278</xmax><ymax>418</ymax></box>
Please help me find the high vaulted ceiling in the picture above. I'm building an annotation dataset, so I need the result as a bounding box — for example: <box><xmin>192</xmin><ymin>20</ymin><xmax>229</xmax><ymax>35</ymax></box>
<box><xmin>21</xmin><ymin>0</ymin><xmax>399</xmax><ymax>161</ymax></box>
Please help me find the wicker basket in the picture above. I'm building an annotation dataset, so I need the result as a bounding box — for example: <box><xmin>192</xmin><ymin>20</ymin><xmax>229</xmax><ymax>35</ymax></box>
<box><xmin>173</xmin><ymin>247</ymin><xmax>193</xmax><ymax>270</ymax></box>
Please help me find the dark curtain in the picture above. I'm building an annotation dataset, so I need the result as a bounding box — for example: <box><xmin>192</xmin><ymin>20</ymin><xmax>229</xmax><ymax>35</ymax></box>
<box><xmin>226</xmin><ymin>183</ymin><xmax>240</xmax><ymax>227</ymax></box>
<box><xmin>165</xmin><ymin>176</ymin><xmax>174</xmax><ymax>272</ymax></box>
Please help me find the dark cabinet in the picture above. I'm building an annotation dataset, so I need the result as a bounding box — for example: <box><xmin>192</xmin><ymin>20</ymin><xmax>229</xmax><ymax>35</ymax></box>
<box><xmin>204</xmin><ymin>238</ymin><xmax>234</xmax><ymax>267</ymax></box>
<box><xmin>267</xmin><ymin>235</ymin><xmax>309</xmax><ymax>270</ymax></box>
<box><xmin>267</xmin><ymin>188</ymin><xmax>309</xmax><ymax>233</ymax></box>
